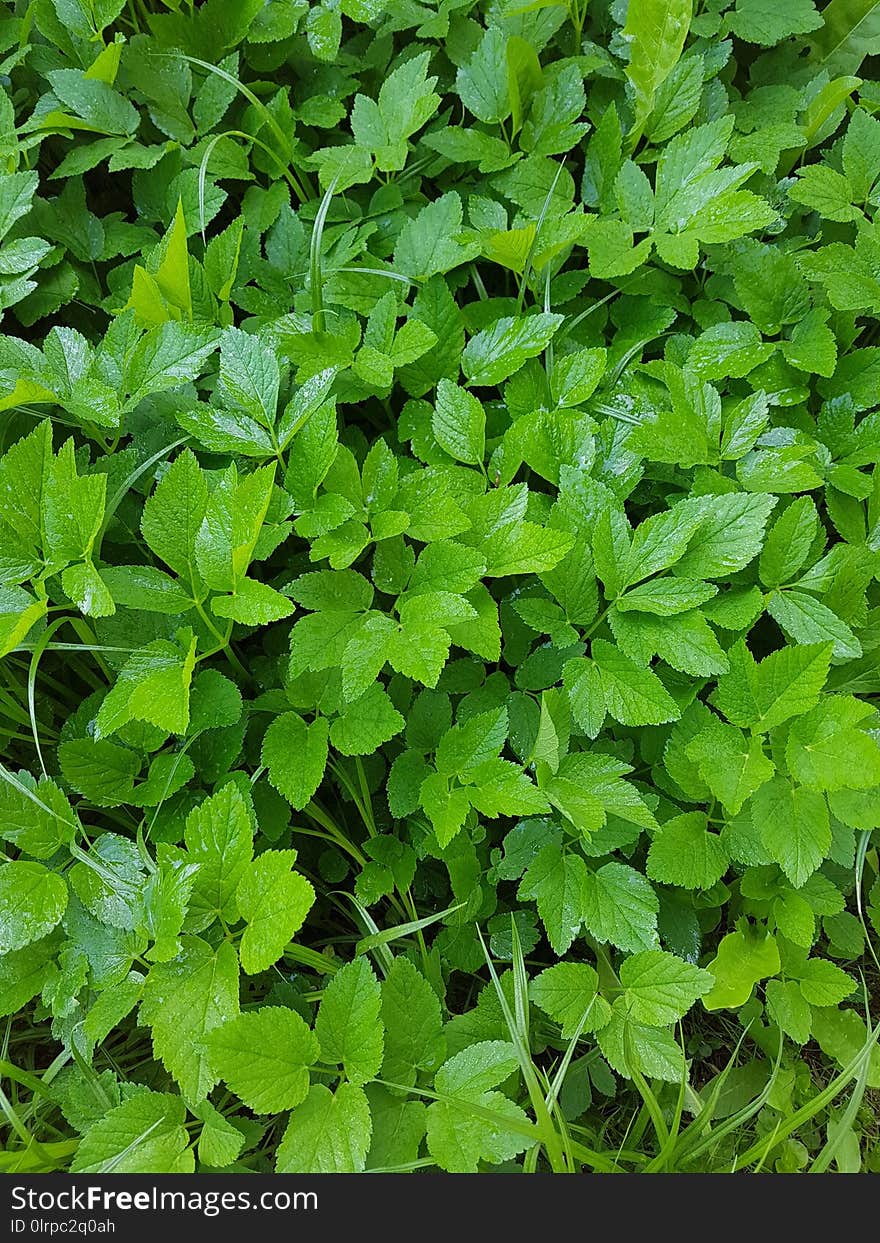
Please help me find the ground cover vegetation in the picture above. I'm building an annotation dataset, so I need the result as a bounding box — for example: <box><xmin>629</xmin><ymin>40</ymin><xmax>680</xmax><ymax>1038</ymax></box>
<box><xmin>0</xmin><ymin>0</ymin><xmax>879</xmax><ymax>1175</ymax></box>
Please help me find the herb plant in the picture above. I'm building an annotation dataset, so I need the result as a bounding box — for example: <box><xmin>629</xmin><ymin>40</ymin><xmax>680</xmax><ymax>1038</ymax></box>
<box><xmin>1</xmin><ymin>0</ymin><xmax>879</xmax><ymax>1176</ymax></box>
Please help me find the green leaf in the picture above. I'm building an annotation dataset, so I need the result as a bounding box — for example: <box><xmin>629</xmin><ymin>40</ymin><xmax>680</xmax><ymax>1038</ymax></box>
<box><xmin>351</xmin><ymin>50</ymin><xmax>439</xmax><ymax>170</ymax></box>
<box><xmin>0</xmin><ymin>861</ymin><xmax>67</xmax><ymax>953</ymax></box>
<box><xmin>759</xmin><ymin>497</ymin><xmax>819</xmax><ymax>587</ymax></box>
<box><xmin>457</xmin><ymin>26</ymin><xmax>509</xmax><ymax>124</ymax></box>
<box><xmin>713</xmin><ymin>640</ymin><xmax>832</xmax><ymax>733</ymax></box>
<box><xmin>100</xmin><ymin>566</ymin><xmax>192</xmax><ymax>614</ymax></box>
<box><xmin>141</xmin><ymin>450</ymin><xmax>208</xmax><ymax>585</ymax></box>
<box><xmin>729</xmin><ymin>0</ymin><xmax>822</xmax><ymax>45</ymax></box>
<box><xmin>195</xmin><ymin>462</ymin><xmax>275</xmax><ymax>594</ymax></box>
<box><xmin>316</xmin><ymin>956</ymin><xmax>384</xmax><ymax>1085</ymax></box>
<box><xmin>529</xmin><ymin>962</ymin><xmax>603</xmax><ymax>1038</ymax></box>
<box><xmin>394</xmin><ymin>192</ymin><xmax>477</xmax><ymax>281</ymax></box>
<box><xmin>752</xmin><ymin>777</ymin><xmax>831</xmax><ymax>887</ymax></box>
<box><xmin>702</xmin><ymin>925</ymin><xmax>781</xmax><ymax>1011</ymax></box>
<box><xmin>424</xmin><ymin>1038</ymin><xmax>530</xmax><ymax>1170</ymax></box>
<box><xmin>646</xmin><ymin>812</ymin><xmax>729</xmax><ymax>889</ymax></box>
<box><xmin>262</xmin><ymin>713</ymin><xmax>329</xmax><ymax>810</ymax></box>
<box><xmin>687</xmin><ymin>322</ymin><xmax>773</xmax><ymax>380</ymax></box>
<box><xmin>194</xmin><ymin>1099</ymin><xmax>245</xmax><ymax>1168</ymax></box>
<box><xmin>217</xmin><ymin>326</ymin><xmax>279</xmax><ymax>426</ymax></box>
<box><xmin>807</xmin><ymin>0</ymin><xmax>880</xmax><ymax>74</ymax></box>
<box><xmin>432</xmin><ymin>379</ymin><xmax>485</xmax><ymax>465</ymax></box>
<box><xmin>140</xmin><ymin>937</ymin><xmax>239</xmax><ymax>1102</ymax></box>
<box><xmin>0</xmin><ymin>773</ymin><xmax>77</xmax><ymax>859</ymax></box>
<box><xmin>329</xmin><ymin>683</ymin><xmax>404</xmax><ymax>755</ymax></box>
<box><xmin>519</xmin><ymin>842</ymin><xmax>588</xmax><ymax>955</ymax></box>
<box><xmin>211</xmin><ymin>577</ymin><xmax>294</xmax><ymax>624</ymax></box>
<box><xmin>236</xmin><ymin>849</ymin><xmax>315</xmax><ymax>974</ymax></box>
<box><xmin>765</xmin><ymin>978</ymin><xmax>812</xmax><ymax>1044</ymax></box>
<box><xmin>71</xmin><ymin>1092</ymin><xmax>193</xmax><ymax>1174</ymax></box>
<box><xmin>124</xmin><ymin>324</ymin><xmax>219</xmax><ymax>410</ymax></box>
<box><xmin>381</xmin><ymin>956</ymin><xmax>445</xmax><ymax>1084</ymax></box>
<box><xmin>766</xmin><ymin>589</ymin><xmax>861</xmax><ymax>660</ymax></box>
<box><xmin>481</xmin><ymin>521</ymin><xmax>574</xmax><ymax>577</ymax></box>
<box><xmin>795</xmin><ymin>956</ymin><xmax>856</xmax><ymax>1005</ymax></box>
<box><xmin>619</xmin><ymin>950</ymin><xmax>714</xmax><ymax>1025</ymax></box>
<box><xmin>622</xmin><ymin>503</ymin><xmax>706</xmax><ymax>586</ymax></box>
<box><xmin>206</xmin><ymin>1006</ymin><xmax>319</xmax><ymax>1113</ymax></box>
<box><xmin>0</xmin><ymin>938</ymin><xmax>57</xmax><ymax>1019</ymax></box>
<box><xmin>461</xmin><ymin>314</ymin><xmax>563</xmax><ymax>387</ymax></box>
<box><xmin>786</xmin><ymin>699</ymin><xmax>880</xmax><ymax>791</ymax></box>
<box><xmin>365</xmin><ymin>1084</ymin><xmax>427</xmax><ymax>1170</ymax></box>
<box><xmin>790</xmin><ymin>165</ymin><xmax>859</xmax><ymax>222</ymax></box>
<box><xmin>276</xmin><ymin>1083</ymin><xmax>372</xmax><ymax>1173</ymax></box>
<box><xmin>48</xmin><ymin>69</ymin><xmax>140</xmax><ymax>134</ymax></box>
<box><xmin>598</xmin><ymin>1007</ymin><xmax>685</xmax><ymax>1082</ymax></box>
<box><xmin>581</xmin><ymin>861</ymin><xmax>660</xmax><ymax>954</ymax></box>
<box><xmin>592</xmin><ymin>640</ymin><xmax>681</xmax><ymax>726</ymax></box>
<box><xmin>686</xmin><ymin>716</ymin><xmax>774</xmax><ymax>814</ymax></box>
<box><xmin>675</xmin><ymin>493</ymin><xmax>776</xmax><ymax>579</ymax></box>
<box><xmin>617</xmin><ymin>577</ymin><xmax>716</xmax><ymax>615</ymax></box>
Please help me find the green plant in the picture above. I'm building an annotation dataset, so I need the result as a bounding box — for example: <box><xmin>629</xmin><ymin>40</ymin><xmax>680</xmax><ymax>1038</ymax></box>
<box><xmin>0</xmin><ymin>0</ymin><xmax>879</xmax><ymax>1176</ymax></box>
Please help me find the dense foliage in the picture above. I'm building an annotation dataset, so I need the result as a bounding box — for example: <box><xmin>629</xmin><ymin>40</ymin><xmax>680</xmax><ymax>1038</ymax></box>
<box><xmin>1</xmin><ymin>0</ymin><xmax>879</xmax><ymax>1176</ymax></box>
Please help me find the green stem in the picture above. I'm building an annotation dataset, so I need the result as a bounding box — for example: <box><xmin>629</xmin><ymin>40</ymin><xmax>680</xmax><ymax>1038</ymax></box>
<box><xmin>193</xmin><ymin>598</ymin><xmax>249</xmax><ymax>680</ymax></box>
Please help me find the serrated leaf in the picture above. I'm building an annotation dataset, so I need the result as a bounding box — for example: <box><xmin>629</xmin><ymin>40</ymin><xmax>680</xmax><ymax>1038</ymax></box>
<box><xmin>620</xmin><ymin>950</ymin><xmax>714</xmax><ymax>1025</ymax></box>
<box><xmin>581</xmin><ymin>862</ymin><xmax>660</xmax><ymax>954</ymax></box>
<box><xmin>262</xmin><ymin>713</ymin><xmax>329</xmax><ymax>810</ymax></box>
<box><xmin>316</xmin><ymin>956</ymin><xmax>384</xmax><ymax>1085</ymax></box>
<box><xmin>276</xmin><ymin>1083</ymin><xmax>372</xmax><ymax>1173</ymax></box>
<box><xmin>236</xmin><ymin>850</ymin><xmax>315</xmax><ymax>974</ymax></box>
<box><xmin>140</xmin><ymin>937</ymin><xmax>239</xmax><ymax>1102</ymax></box>
<box><xmin>206</xmin><ymin>1006</ymin><xmax>319</xmax><ymax>1113</ymax></box>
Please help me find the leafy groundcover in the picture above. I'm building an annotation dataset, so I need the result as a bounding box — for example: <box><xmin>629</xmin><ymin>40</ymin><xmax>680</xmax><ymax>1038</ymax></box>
<box><xmin>0</xmin><ymin>0</ymin><xmax>879</xmax><ymax>1177</ymax></box>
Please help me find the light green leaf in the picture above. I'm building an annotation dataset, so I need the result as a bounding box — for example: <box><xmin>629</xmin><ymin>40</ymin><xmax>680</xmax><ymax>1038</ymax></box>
<box><xmin>206</xmin><ymin>1006</ymin><xmax>319</xmax><ymax>1113</ymax></box>
<box><xmin>183</xmin><ymin>784</ymin><xmax>253</xmax><ymax>927</ymax></box>
<box><xmin>262</xmin><ymin>713</ymin><xmax>329</xmax><ymax>810</ymax></box>
<box><xmin>71</xmin><ymin>1092</ymin><xmax>193</xmax><ymax>1174</ymax></box>
<box><xmin>624</xmin><ymin>0</ymin><xmax>693</xmax><ymax>135</ymax></box>
<box><xmin>0</xmin><ymin>861</ymin><xmax>67</xmax><ymax>953</ymax></box>
<box><xmin>140</xmin><ymin>937</ymin><xmax>239</xmax><ymax>1102</ymax></box>
<box><xmin>276</xmin><ymin>1083</ymin><xmax>372</xmax><ymax>1173</ymax></box>
<box><xmin>316</xmin><ymin>956</ymin><xmax>384</xmax><ymax>1085</ymax></box>
<box><xmin>236</xmin><ymin>849</ymin><xmax>315</xmax><ymax>974</ymax></box>
<box><xmin>95</xmin><ymin>629</ymin><xmax>197</xmax><ymax>738</ymax></box>
<box><xmin>702</xmin><ymin>926</ymin><xmax>781</xmax><ymax>1010</ymax></box>
<box><xmin>620</xmin><ymin>950</ymin><xmax>714</xmax><ymax>1025</ymax></box>
<box><xmin>461</xmin><ymin>314</ymin><xmax>563</xmax><ymax>387</ymax></box>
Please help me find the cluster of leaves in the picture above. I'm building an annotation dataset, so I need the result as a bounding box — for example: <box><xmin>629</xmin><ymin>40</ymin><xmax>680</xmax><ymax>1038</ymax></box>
<box><xmin>1</xmin><ymin>0</ymin><xmax>880</xmax><ymax>1176</ymax></box>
